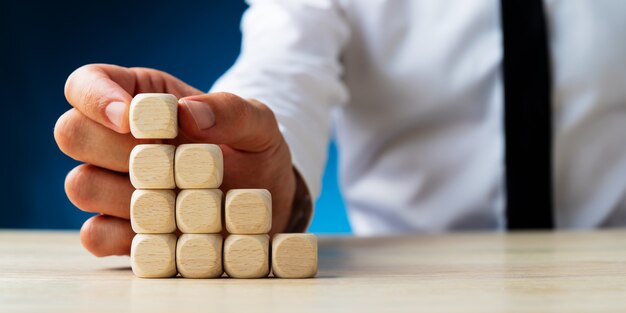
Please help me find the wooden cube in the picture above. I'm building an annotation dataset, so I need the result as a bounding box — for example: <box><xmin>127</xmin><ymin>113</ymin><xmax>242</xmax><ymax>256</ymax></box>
<box><xmin>176</xmin><ymin>234</ymin><xmax>223</xmax><ymax>278</ymax></box>
<box><xmin>130</xmin><ymin>234</ymin><xmax>177</xmax><ymax>278</ymax></box>
<box><xmin>129</xmin><ymin>144</ymin><xmax>175</xmax><ymax>189</ymax></box>
<box><xmin>129</xmin><ymin>93</ymin><xmax>178</xmax><ymax>139</ymax></box>
<box><xmin>174</xmin><ymin>144</ymin><xmax>223</xmax><ymax>189</ymax></box>
<box><xmin>271</xmin><ymin>234</ymin><xmax>318</xmax><ymax>278</ymax></box>
<box><xmin>130</xmin><ymin>190</ymin><xmax>176</xmax><ymax>234</ymax></box>
<box><xmin>225</xmin><ymin>189</ymin><xmax>271</xmax><ymax>234</ymax></box>
<box><xmin>223</xmin><ymin>234</ymin><xmax>270</xmax><ymax>278</ymax></box>
<box><xmin>176</xmin><ymin>189</ymin><xmax>222</xmax><ymax>234</ymax></box>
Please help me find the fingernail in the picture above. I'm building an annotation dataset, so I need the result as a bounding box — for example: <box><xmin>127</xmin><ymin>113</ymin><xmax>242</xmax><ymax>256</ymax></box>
<box><xmin>105</xmin><ymin>101</ymin><xmax>126</xmax><ymax>130</ymax></box>
<box><xmin>180</xmin><ymin>99</ymin><xmax>215</xmax><ymax>130</ymax></box>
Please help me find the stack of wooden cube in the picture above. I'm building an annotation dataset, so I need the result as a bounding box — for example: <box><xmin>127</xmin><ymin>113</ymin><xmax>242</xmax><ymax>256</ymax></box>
<box><xmin>128</xmin><ymin>93</ymin><xmax>317</xmax><ymax>279</ymax></box>
<box><xmin>173</xmin><ymin>143</ymin><xmax>224</xmax><ymax>278</ymax></box>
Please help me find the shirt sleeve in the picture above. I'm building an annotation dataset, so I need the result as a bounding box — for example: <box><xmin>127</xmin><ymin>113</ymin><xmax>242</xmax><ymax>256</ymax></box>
<box><xmin>210</xmin><ymin>0</ymin><xmax>350</xmax><ymax>202</ymax></box>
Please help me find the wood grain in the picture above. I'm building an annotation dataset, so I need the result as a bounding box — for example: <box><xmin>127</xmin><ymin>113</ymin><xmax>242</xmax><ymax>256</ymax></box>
<box><xmin>131</xmin><ymin>190</ymin><xmax>176</xmax><ymax>234</ymax></box>
<box><xmin>271</xmin><ymin>233</ymin><xmax>317</xmax><ymax>278</ymax></box>
<box><xmin>130</xmin><ymin>234</ymin><xmax>177</xmax><ymax>278</ymax></box>
<box><xmin>176</xmin><ymin>189</ymin><xmax>222</xmax><ymax>234</ymax></box>
<box><xmin>3</xmin><ymin>230</ymin><xmax>626</xmax><ymax>312</ymax></box>
<box><xmin>129</xmin><ymin>144</ymin><xmax>175</xmax><ymax>189</ymax></box>
<box><xmin>223</xmin><ymin>234</ymin><xmax>270</xmax><ymax>278</ymax></box>
<box><xmin>174</xmin><ymin>144</ymin><xmax>223</xmax><ymax>189</ymax></box>
<box><xmin>225</xmin><ymin>189</ymin><xmax>271</xmax><ymax>234</ymax></box>
<box><xmin>129</xmin><ymin>93</ymin><xmax>178</xmax><ymax>139</ymax></box>
<box><xmin>176</xmin><ymin>234</ymin><xmax>223</xmax><ymax>279</ymax></box>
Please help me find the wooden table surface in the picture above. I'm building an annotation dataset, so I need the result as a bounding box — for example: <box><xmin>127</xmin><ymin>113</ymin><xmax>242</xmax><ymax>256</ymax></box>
<box><xmin>1</xmin><ymin>230</ymin><xmax>626</xmax><ymax>312</ymax></box>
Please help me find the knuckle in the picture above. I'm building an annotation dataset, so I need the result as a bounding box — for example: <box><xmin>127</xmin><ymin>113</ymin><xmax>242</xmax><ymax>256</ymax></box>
<box><xmin>54</xmin><ymin>109</ymin><xmax>86</xmax><ymax>158</ymax></box>
<box><xmin>130</xmin><ymin>67</ymin><xmax>169</xmax><ymax>94</ymax></box>
<box><xmin>79</xmin><ymin>63</ymin><xmax>100</xmax><ymax>73</ymax></box>
<box><xmin>217</xmin><ymin>92</ymin><xmax>253</xmax><ymax>123</ymax></box>
<box><xmin>235</xmin><ymin>103</ymin><xmax>253</xmax><ymax>125</ymax></box>
<box><xmin>80</xmin><ymin>216</ymin><xmax>106</xmax><ymax>257</ymax></box>
<box><xmin>64</xmin><ymin>64</ymin><xmax>97</xmax><ymax>102</ymax></box>
<box><xmin>248</xmin><ymin>99</ymin><xmax>280</xmax><ymax>139</ymax></box>
<box><xmin>66</xmin><ymin>64</ymin><xmax>111</xmax><ymax>116</ymax></box>
<box><xmin>216</xmin><ymin>91</ymin><xmax>242</xmax><ymax>104</ymax></box>
<box><xmin>81</xmin><ymin>81</ymin><xmax>109</xmax><ymax>116</ymax></box>
<box><xmin>215</xmin><ymin>92</ymin><xmax>243</xmax><ymax>108</ymax></box>
<box><xmin>252</xmin><ymin>100</ymin><xmax>277</xmax><ymax>123</ymax></box>
<box><xmin>65</xmin><ymin>164</ymin><xmax>95</xmax><ymax>211</ymax></box>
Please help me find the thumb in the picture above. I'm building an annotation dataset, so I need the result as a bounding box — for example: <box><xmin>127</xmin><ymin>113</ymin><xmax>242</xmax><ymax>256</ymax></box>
<box><xmin>178</xmin><ymin>92</ymin><xmax>282</xmax><ymax>152</ymax></box>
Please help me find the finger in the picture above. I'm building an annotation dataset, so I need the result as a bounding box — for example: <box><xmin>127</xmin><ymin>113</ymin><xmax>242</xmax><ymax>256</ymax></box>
<box><xmin>64</xmin><ymin>64</ymin><xmax>134</xmax><ymax>133</ymax></box>
<box><xmin>130</xmin><ymin>66</ymin><xmax>204</xmax><ymax>98</ymax></box>
<box><xmin>80</xmin><ymin>215</ymin><xmax>135</xmax><ymax>257</ymax></box>
<box><xmin>178</xmin><ymin>92</ymin><xmax>282</xmax><ymax>152</ymax></box>
<box><xmin>65</xmin><ymin>164</ymin><xmax>133</xmax><ymax>219</ymax></box>
<box><xmin>64</xmin><ymin>64</ymin><xmax>204</xmax><ymax>133</ymax></box>
<box><xmin>54</xmin><ymin>108</ymin><xmax>135</xmax><ymax>172</ymax></box>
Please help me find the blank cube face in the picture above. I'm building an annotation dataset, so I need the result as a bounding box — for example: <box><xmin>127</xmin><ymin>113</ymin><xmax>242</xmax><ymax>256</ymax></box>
<box><xmin>176</xmin><ymin>234</ymin><xmax>223</xmax><ymax>278</ymax></box>
<box><xmin>272</xmin><ymin>234</ymin><xmax>318</xmax><ymax>278</ymax></box>
<box><xmin>225</xmin><ymin>189</ymin><xmax>271</xmax><ymax>234</ymax></box>
<box><xmin>129</xmin><ymin>93</ymin><xmax>178</xmax><ymax>139</ymax></box>
<box><xmin>223</xmin><ymin>235</ymin><xmax>270</xmax><ymax>278</ymax></box>
<box><xmin>131</xmin><ymin>234</ymin><xmax>177</xmax><ymax>278</ymax></box>
<box><xmin>131</xmin><ymin>190</ymin><xmax>176</xmax><ymax>234</ymax></box>
<box><xmin>174</xmin><ymin>144</ymin><xmax>223</xmax><ymax>189</ymax></box>
<box><xmin>129</xmin><ymin>144</ymin><xmax>175</xmax><ymax>189</ymax></box>
<box><xmin>176</xmin><ymin>189</ymin><xmax>222</xmax><ymax>234</ymax></box>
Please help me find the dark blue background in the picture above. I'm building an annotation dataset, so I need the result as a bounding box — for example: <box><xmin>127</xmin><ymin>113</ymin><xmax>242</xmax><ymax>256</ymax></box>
<box><xmin>0</xmin><ymin>0</ymin><xmax>350</xmax><ymax>233</ymax></box>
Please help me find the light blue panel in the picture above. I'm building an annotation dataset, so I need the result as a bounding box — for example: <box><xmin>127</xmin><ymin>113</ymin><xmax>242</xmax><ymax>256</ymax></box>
<box><xmin>309</xmin><ymin>142</ymin><xmax>352</xmax><ymax>234</ymax></box>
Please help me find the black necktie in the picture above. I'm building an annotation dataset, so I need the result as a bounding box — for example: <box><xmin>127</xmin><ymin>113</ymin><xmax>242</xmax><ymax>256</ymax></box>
<box><xmin>500</xmin><ymin>0</ymin><xmax>554</xmax><ymax>229</ymax></box>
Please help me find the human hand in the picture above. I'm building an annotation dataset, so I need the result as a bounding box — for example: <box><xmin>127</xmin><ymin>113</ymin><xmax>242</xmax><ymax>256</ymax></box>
<box><xmin>55</xmin><ymin>64</ymin><xmax>297</xmax><ymax>257</ymax></box>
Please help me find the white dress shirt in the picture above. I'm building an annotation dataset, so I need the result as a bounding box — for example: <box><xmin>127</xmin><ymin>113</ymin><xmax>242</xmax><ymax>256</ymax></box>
<box><xmin>211</xmin><ymin>0</ymin><xmax>626</xmax><ymax>235</ymax></box>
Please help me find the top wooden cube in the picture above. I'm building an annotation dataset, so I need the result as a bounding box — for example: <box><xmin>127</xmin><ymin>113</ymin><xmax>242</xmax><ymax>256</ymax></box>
<box><xmin>130</xmin><ymin>93</ymin><xmax>178</xmax><ymax>139</ymax></box>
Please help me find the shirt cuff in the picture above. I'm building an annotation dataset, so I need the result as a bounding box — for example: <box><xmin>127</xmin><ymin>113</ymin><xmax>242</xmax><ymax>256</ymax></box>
<box><xmin>284</xmin><ymin>167</ymin><xmax>314</xmax><ymax>233</ymax></box>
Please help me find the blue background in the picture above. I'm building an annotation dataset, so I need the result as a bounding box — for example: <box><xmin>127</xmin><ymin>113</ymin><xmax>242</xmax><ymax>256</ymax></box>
<box><xmin>0</xmin><ymin>0</ymin><xmax>351</xmax><ymax>234</ymax></box>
